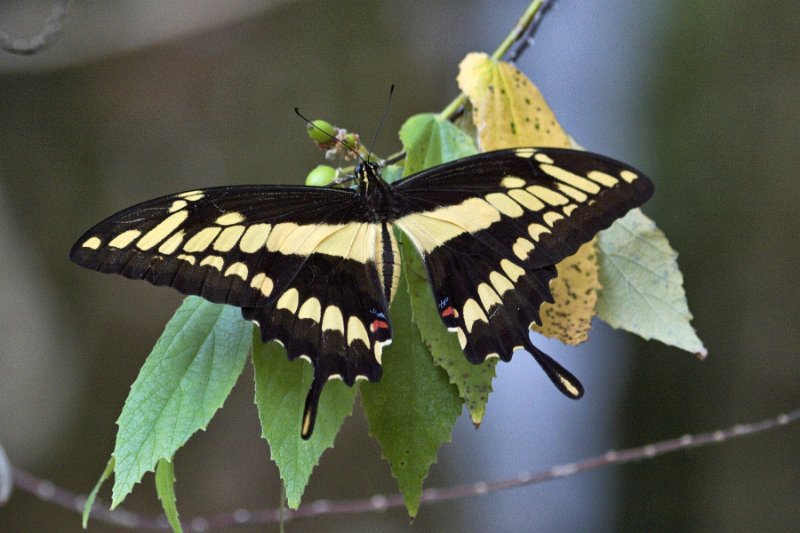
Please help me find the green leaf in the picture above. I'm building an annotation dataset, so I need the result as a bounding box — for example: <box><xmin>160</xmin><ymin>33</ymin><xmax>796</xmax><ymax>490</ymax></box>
<box><xmin>82</xmin><ymin>458</ymin><xmax>114</xmax><ymax>529</ymax></box>
<box><xmin>597</xmin><ymin>209</ymin><xmax>707</xmax><ymax>357</ymax></box>
<box><xmin>155</xmin><ymin>458</ymin><xmax>182</xmax><ymax>533</ymax></box>
<box><xmin>397</xmin><ymin>113</ymin><xmax>495</xmax><ymax>424</ymax></box>
<box><xmin>253</xmin><ymin>333</ymin><xmax>357</xmax><ymax>509</ymax></box>
<box><xmin>111</xmin><ymin>296</ymin><xmax>252</xmax><ymax>507</ymax></box>
<box><xmin>398</xmin><ymin>113</ymin><xmax>477</xmax><ymax>175</ymax></box>
<box><xmin>381</xmin><ymin>163</ymin><xmax>405</xmax><ymax>185</ymax></box>
<box><xmin>401</xmin><ymin>238</ymin><xmax>497</xmax><ymax>425</ymax></box>
<box><xmin>360</xmin><ymin>269</ymin><xmax>462</xmax><ymax>517</ymax></box>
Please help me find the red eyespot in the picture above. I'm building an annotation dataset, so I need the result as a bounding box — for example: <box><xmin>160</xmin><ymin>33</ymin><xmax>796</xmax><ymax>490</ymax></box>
<box><xmin>370</xmin><ymin>319</ymin><xmax>389</xmax><ymax>333</ymax></box>
<box><xmin>440</xmin><ymin>306</ymin><xmax>456</xmax><ymax>318</ymax></box>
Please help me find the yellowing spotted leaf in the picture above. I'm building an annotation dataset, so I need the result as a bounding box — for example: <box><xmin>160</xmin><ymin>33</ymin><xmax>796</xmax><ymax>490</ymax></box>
<box><xmin>533</xmin><ymin>240</ymin><xmax>600</xmax><ymax>345</ymax></box>
<box><xmin>457</xmin><ymin>52</ymin><xmax>598</xmax><ymax>344</ymax></box>
<box><xmin>457</xmin><ymin>52</ymin><xmax>571</xmax><ymax>151</ymax></box>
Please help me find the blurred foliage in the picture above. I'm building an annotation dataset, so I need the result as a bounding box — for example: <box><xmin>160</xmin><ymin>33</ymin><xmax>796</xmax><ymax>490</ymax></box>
<box><xmin>620</xmin><ymin>1</ymin><xmax>800</xmax><ymax>531</ymax></box>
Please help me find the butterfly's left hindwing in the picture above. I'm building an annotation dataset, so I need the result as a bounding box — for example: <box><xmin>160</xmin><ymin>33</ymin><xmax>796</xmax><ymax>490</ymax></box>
<box><xmin>70</xmin><ymin>185</ymin><xmax>390</xmax><ymax>438</ymax></box>
<box><xmin>392</xmin><ymin>148</ymin><xmax>654</xmax><ymax>395</ymax></box>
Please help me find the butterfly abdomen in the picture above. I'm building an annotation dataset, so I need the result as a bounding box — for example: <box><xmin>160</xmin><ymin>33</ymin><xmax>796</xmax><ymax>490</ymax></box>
<box><xmin>375</xmin><ymin>222</ymin><xmax>401</xmax><ymax>304</ymax></box>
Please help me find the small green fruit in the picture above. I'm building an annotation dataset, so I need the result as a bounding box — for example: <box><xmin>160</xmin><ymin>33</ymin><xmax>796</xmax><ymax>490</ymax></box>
<box><xmin>343</xmin><ymin>132</ymin><xmax>359</xmax><ymax>151</ymax></box>
<box><xmin>305</xmin><ymin>165</ymin><xmax>336</xmax><ymax>187</ymax></box>
<box><xmin>306</xmin><ymin>120</ymin><xmax>336</xmax><ymax>143</ymax></box>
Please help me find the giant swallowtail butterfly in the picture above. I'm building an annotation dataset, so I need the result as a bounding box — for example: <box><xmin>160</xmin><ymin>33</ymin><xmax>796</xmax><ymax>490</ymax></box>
<box><xmin>70</xmin><ymin>147</ymin><xmax>653</xmax><ymax>438</ymax></box>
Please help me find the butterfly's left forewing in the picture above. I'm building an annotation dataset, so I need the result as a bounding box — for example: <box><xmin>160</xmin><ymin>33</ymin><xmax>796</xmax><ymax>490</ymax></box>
<box><xmin>392</xmin><ymin>148</ymin><xmax>654</xmax><ymax>396</ymax></box>
<box><xmin>70</xmin><ymin>185</ymin><xmax>391</xmax><ymax>438</ymax></box>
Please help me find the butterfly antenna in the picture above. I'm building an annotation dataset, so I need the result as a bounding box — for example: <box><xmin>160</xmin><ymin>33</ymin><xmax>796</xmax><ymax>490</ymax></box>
<box><xmin>366</xmin><ymin>84</ymin><xmax>395</xmax><ymax>163</ymax></box>
<box><xmin>294</xmin><ymin>107</ymin><xmax>366</xmax><ymax>164</ymax></box>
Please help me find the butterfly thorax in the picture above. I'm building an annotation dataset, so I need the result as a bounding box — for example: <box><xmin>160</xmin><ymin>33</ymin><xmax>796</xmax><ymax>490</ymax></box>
<box><xmin>352</xmin><ymin>161</ymin><xmax>401</xmax><ymax>304</ymax></box>
<box><xmin>356</xmin><ymin>161</ymin><xmax>397</xmax><ymax>222</ymax></box>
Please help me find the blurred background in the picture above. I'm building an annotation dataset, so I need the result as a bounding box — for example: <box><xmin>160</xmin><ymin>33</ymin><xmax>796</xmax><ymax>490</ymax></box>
<box><xmin>1</xmin><ymin>1</ymin><xmax>798</xmax><ymax>531</ymax></box>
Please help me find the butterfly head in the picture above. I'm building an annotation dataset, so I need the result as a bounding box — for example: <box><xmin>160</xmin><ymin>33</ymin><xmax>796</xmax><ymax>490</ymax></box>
<box><xmin>355</xmin><ymin>160</ymin><xmax>385</xmax><ymax>192</ymax></box>
<box><xmin>355</xmin><ymin>160</ymin><xmax>381</xmax><ymax>180</ymax></box>
<box><xmin>355</xmin><ymin>160</ymin><xmax>393</xmax><ymax>217</ymax></box>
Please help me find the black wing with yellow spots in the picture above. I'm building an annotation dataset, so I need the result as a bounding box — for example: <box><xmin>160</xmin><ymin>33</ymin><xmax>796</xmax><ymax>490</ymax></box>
<box><xmin>70</xmin><ymin>185</ymin><xmax>391</xmax><ymax>438</ymax></box>
<box><xmin>71</xmin><ymin>147</ymin><xmax>653</xmax><ymax>438</ymax></box>
<box><xmin>392</xmin><ymin>148</ymin><xmax>653</xmax><ymax>397</ymax></box>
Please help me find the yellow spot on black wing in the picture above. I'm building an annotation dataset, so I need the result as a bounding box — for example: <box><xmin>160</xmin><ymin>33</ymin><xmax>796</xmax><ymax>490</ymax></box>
<box><xmin>276</xmin><ymin>288</ymin><xmax>300</xmax><ymax>313</ymax></box>
<box><xmin>500</xmin><ymin>176</ymin><xmax>526</xmax><ymax>189</ymax></box>
<box><xmin>527</xmin><ymin>185</ymin><xmax>569</xmax><ymax>206</ymax></box>
<box><xmin>542</xmin><ymin>211</ymin><xmax>564</xmax><ymax>227</ymax></box>
<box><xmin>500</xmin><ymin>259</ymin><xmax>525</xmax><ymax>282</ymax></box>
<box><xmin>239</xmin><ymin>224</ymin><xmax>272</xmax><ymax>253</ymax></box>
<box><xmin>477</xmin><ymin>283</ymin><xmax>503</xmax><ymax>312</ymax></box>
<box><xmin>563</xmin><ymin>204</ymin><xmax>579</xmax><ymax>216</ymax></box>
<box><xmin>215</xmin><ymin>212</ymin><xmax>246</xmax><ymax>226</ymax></box>
<box><xmin>560</xmin><ymin>374</ymin><xmax>582</xmax><ymax>397</ymax></box>
<box><xmin>463</xmin><ymin>298</ymin><xmax>489</xmax><ymax>332</ymax></box>
<box><xmin>556</xmin><ymin>183</ymin><xmax>588</xmax><ymax>202</ymax></box>
<box><xmin>508</xmin><ymin>189</ymin><xmax>545</xmax><ymax>211</ymax></box>
<box><xmin>321</xmin><ymin>305</ymin><xmax>344</xmax><ymax>333</ymax></box>
<box><xmin>534</xmin><ymin>152</ymin><xmax>554</xmax><ymax>164</ymax></box>
<box><xmin>266</xmin><ymin>222</ymin><xmax>376</xmax><ymax>263</ymax></box>
<box><xmin>586</xmin><ymin>170</ymin><xmax>619</xmax><ymax>187</ymax></box>
<box><xmin>512</xmin><ymin>237</ymin><xmax>535</xmax><ymax>260</ymax></box>
<box><xmin>528</xmin><ymin>223</ymin><xmax>550</xmax><ymax>241</ymax></box>
<box><xmin>539</xmin><ymin>164</ymin><xmax>601</xmax><ymax>194</ymax></box>
<box><xmin>301</xmin><ymin>409</ymin><xmax>313</xmax><ymax>438</ymax></box>
<box><xmin>250</xmin><ymin>273</ymin><xmax>274</xmax><ymax>297</ymax></box>
<box><xmin>213</xmin><ymin>225</ymin><xmax>246</xmax><ymax>252</ymax></box>
<box><xmin>158</xmin><ymin>230</ymin><xmax>185</xmax><ymax>254</ymax></box>
<box><xmin>137</xmin><ymin>210</ymin><xmax>190</xmax><ymax>250</ymax></box>
<box><xmin>109</xmin><ymin>229</ymin><xmax>142</xmax><ymax>249</ymax></box>
<box><xmin>489</xmin><ymin>271</ymin><xmax>514</xmax><ymax>295</ymax></box>
<box><xmin>395</xmin><ymin>198</ymin><xmax>501</xmax><ymax>253</ymax></box>
<box><xmin>298</xmin><ymin>297</ymin><xmax>322</xmax><ymax>322</ymax></box>
<box><xmin>168</xmin><ymin>200</ymin><xmax>188</xmax><ymax>213</ymax></box>
<box><xmin>486</xmin><ymin>192</ymin><xmax>524</xmax><ymax>218</ymax></box>
<box><xmin>224</xmin><ymin>262</ymin><xmax>248</xmax><ymax>280</ymax></box>
<box><xmin>82</xmin><ymin>236</ymin><xmax>102</xmax><ymax>249</ymax></box>
<box><xmin>178</xmin><ymin>190</ymin><xmax>204</xmax><ymax>201</ymax></box>
<box><xmin>184</xmin><ymin>227</ymin><xmax>222</xmax><ymax>252</ymax></box>
<box><xmin>347</xmin><ymin>316</ymin><xmax>370</xmax><ymax>346</ymax></box>
<box><xmin>456</xmin><ymin>327</ymin><xmax>467</xmax><ymax>349</ymax></box>
<box><xmin>620</xmin><ymin>170</ymin><xmax>638</xmax><ymax>183</ymax></box>
<box><xmin>199</xmin><ymin>255</ymin><xmax>224</xmax><ymax>271</ymax></box>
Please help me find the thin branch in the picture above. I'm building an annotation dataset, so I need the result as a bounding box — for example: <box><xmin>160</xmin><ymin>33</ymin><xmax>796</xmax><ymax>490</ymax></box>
<box><xmin>505</xmin><ymin>0</ymin><xmax>558</xmax><ymax>65</ymax></box>
<box><xmin>0</xmin><ymin>0</ymin><xmax>71</xmax><ymax>56</ymax></box>
<box><xmin>438</xmin><ymin>0</ymin><xmax>553</xmax><ymax>122</ymax></box>
<box><xmin>9</xmin><ymin>406</ymin><xmax>799</xmax><ymax>530</ymax></box>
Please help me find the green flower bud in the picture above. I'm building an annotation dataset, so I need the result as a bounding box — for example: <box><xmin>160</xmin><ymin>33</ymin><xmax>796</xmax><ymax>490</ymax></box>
<box><xmin>343</xmin><ymin>132</ymin><xmax>359</xmax><ymax>151</ymax></box>
<box><xmin>305</xmin><ymin>165</ymin><xmax>336</xmax><ymax>187</ymax></box>
<box><xmin>306</xmin><ymin>120</ymin><xmax>336</xmax><ymax>144</ymax></box>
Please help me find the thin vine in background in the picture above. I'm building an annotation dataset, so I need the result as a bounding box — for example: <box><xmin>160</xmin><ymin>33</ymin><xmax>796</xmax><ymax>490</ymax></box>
<box><xmin>4</xmin><ymin>407</ymin><xmax>798</xmax><ymax>530</ymax></box>
<box><xmin>384</xmin><ymin>0</ymin><xmax>557</xmax><ymax>167</ymax></box>
<box><xmin>0</xmin><ymin>0</ymin><xmax>71</xmax><ymax>56</ymax></box>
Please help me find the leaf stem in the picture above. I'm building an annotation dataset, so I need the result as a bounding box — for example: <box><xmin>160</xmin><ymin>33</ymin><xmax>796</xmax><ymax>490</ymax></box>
<box><xmin>437</xmin><ymin>0</ymin><xmax>546</xmax><ymax>121</ymax></box>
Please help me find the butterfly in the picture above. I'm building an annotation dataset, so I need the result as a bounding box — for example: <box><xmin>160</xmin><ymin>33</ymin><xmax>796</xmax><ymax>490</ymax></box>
<box><xmin>70</xmin><ymin>147</ymin><xmax>654</xmax><ymax>438</ymax></box>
